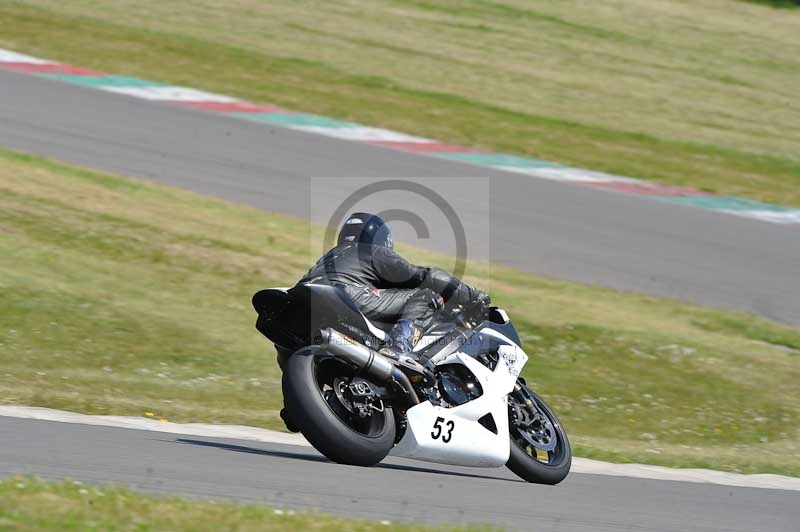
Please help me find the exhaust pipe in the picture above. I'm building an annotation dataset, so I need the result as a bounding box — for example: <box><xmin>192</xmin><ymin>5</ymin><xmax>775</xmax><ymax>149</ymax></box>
<box><xmin>319</xmin><ymin>328</ymin><xmax>419</xmax><ymax>406</ymax></box>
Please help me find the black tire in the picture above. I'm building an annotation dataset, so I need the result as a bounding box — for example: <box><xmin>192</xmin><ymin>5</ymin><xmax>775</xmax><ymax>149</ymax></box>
<box><xmin>506</xmin><ymin>389</ymin><xmax>571</xmax><ymax>485</ymax></box>
<box><xmin>282</xmin><ymin>346</ymin><xmax>396</xmax><ymax>466</ymax></box>
<box><xmin>275</xmin><ymin>345</ymin><xmax>292</xmax><ymax>371</ymax></box>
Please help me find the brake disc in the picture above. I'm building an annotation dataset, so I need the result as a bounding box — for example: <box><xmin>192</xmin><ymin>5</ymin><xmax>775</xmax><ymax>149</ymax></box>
<box><xmin>510</xmin><ymin>397</ymin><xmax>558</xmax><ymax>452</ymax></box>
<box><xmin>332</xmin><ymin>378</ymin><xmax>356</xmax><ymax>414</ymax></box>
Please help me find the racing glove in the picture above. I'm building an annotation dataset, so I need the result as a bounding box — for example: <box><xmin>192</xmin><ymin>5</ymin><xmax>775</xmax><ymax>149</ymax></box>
<box><xmin>422</xmin><ymin>268</ymin><xmax>488</xmax><ymax>307</ymax></box>
<box><xmin>472</xmin><ymin>289</ymin><xmax>491</xmax><ymax>308</ymax></box>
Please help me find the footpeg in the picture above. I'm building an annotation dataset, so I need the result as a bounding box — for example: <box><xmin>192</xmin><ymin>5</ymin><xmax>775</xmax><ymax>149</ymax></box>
<box><xmin>397</xmin><ymin>356</ymin><xmax>435</xmax><ymax>385</ymax></box>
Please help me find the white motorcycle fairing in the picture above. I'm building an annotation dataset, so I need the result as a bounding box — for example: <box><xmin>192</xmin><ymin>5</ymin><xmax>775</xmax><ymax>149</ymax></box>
<box><xmin>390</xmin><ymin>344</ymin><xmax>528</xmax><ymax>467</ymax></box>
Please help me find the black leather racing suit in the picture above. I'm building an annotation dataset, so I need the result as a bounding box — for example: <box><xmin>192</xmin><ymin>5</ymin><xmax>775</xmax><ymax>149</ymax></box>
<box><xmin>298</xmin><ymin>243</ymin><xmax>482</xmax><ymax>330</ymax></box>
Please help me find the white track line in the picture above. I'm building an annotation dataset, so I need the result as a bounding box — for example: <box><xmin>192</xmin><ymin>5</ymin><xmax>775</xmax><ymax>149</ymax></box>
<box><xmin>1</xmin><ymin>406</ymin><xmax>797</xmax><ymax>491</ymax></box>
<box><xmin>727</xmin><ymin>210</ymin><xmax>800</xmax><ymax>224</ymax></box>
<box><xmin>0</xmin><ymin>50</ymin><xmax>53</xmax><ymax>64</ymax></box>
<box><xmin>0</xmin><ymin>406</ymin><xmax>307</xmax><ymax>447</ymax></box>
<box><xmin>98</xmin><ymin>86</ymin><xmax>240</xmax><ymax>102</ymax></box>
<box><xmin>496</xmin><ymin>166</ymin><xmax>640</xmax><ymax>184</ymax></box>
<box><xmin>290</xmin><ymin>125</ymin><xmax>434</xmax><ymax>143</ymax></box>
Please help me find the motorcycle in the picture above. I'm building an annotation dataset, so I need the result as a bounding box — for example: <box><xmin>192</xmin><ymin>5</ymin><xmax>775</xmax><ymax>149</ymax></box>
<box><xmin>252</xmin><ymin>283</ymin><xmax>571</xmax><ymax>484</ymax></box>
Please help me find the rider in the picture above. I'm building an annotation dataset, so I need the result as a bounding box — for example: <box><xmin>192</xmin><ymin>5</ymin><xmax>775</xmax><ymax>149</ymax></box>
<box><xmin>298</xmin><ymin>212</ymin><xmax>490</xmax><ymax>355</ymax></box>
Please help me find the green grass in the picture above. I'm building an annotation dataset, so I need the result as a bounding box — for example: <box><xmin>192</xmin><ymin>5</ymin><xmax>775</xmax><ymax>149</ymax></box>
<box><xmin>1</xmin><ymin>148</ymin><xmax>799</xmax><ymax>476</ymax></box>
<box><xmin>1</xmin><ymin>1</ymin><xmax>799</xmax><ymax>205</ymax></box>
<box><xmin>0</xmin><ymin>477</ymin><xmax>495</xmax><ymax>532</ymax></box>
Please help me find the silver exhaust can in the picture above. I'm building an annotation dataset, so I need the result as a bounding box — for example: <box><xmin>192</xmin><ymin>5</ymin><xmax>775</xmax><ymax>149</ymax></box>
<box><xmin>319</xmin><ymin>328</ymin><xmax>395</xmax><ymax>382</ymax></box>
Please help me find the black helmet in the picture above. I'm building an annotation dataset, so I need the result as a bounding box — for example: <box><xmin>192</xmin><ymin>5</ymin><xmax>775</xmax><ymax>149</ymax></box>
<box><xmin>337</xmin><ymin>212</ymin><xmax>394</xmax><ymax>249</ymax></box>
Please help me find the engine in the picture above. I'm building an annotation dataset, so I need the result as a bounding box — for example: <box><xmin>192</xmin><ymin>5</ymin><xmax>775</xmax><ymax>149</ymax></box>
<box><xmin>435</xmin><ymin>364</ymin><xmax>483</xmax><ymax>407</ymax></box>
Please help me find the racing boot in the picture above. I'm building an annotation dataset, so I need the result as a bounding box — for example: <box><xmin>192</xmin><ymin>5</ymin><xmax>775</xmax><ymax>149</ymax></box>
<box><xmin>380</xmin><ymin>320</ymin><xmax>436</xmax><ymax>386</ymax></box>
<box><xmin>389</xmin><ymin>319</ymin><xmax>422</xmax><ymax>354</ymax></box>
<box><xmin>378</xmin><ymin>319</ymin><xmax>422</xmax><ymax>359</ymax></box>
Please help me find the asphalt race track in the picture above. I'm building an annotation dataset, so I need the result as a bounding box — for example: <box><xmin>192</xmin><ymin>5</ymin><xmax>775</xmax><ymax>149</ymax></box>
<box><xmin>1</xmin><ymin>417</ymin><xmax>797</xmax><ymax>532</ymax></box>
<box><xmin>1</xmin><ymin>69</ymin><xmax>799</xmax><ymax>325</ymax></box>
<box><xmin>2</xmin><ymin>68</ymin><xmax>800</xmax><ymax>531</ymax></box>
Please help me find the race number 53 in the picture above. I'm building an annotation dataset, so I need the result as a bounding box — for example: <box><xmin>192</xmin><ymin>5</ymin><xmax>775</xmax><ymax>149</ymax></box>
<box><xmin>431</xmin><ymin>416</ymin><xmax>454</xmax><ymax>443</ymax></box>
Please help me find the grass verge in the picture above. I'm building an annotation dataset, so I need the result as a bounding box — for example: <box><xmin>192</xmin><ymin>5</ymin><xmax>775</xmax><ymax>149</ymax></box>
<box><xmin>0</xmin><ymin>1</ymin><xmax>799</xmax><ymax>205</ymax></box>
<box><xmin>0</xmin><ymin>477</ymin><xmax>493</xmax><ymax>532</ymax></box>
<box><xmin>1</xmin><ymin>148</ymin><xmax>799</xmax><ymax>475</ymax></box>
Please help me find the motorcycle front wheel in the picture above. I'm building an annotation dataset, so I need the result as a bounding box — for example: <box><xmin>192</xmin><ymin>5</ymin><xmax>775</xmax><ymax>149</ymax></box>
<box><xmin>282</xmin><ymin>346</ymin><xmax>396</xmax><ymax>466</ymax></box>
<box><xmin>506</xmin><ymin>383</ymin><xmax>571</xmax><ymax>485</ymax></box>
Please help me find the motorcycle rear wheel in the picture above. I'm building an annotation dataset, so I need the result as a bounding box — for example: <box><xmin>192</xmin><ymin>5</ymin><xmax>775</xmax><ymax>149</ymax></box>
<box><xmin>282</xmin><ymin>346</ymin><xmax>396</xmax><ymax>466</ymax></box>
<box><xmin>506</xmin><ymin>385</ymin><xmax>571</xmax><ymax>485</ymax></box>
